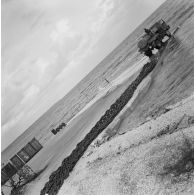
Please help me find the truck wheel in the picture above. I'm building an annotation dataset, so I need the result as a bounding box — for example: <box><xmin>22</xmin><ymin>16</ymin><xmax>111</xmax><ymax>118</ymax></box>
<box><xmin>144</xmin><ymin>50</ymin><xmax>152</xmax><ymax>57</ymax></box>
<box><xmin>155</xmin><ymin>44</ymin><xmax>161</xmax><ymax>49</ymax></box>
<box><xmin>155</xmin><ymin>40</ymin><xmax>162</xmax><ymax>49</ymax></box>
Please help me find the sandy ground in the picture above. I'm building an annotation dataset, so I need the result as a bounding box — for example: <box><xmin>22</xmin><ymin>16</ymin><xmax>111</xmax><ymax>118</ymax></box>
<box><xmin>58</xmin><ymin>95</ymin><xmax>194</xmax><ymax>195</ymax></box>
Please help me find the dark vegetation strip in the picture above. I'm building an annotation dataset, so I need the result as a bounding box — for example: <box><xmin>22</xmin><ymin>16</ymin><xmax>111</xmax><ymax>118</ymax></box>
<box><xmin>40</xmin><ymin>56</ymin><xmax>159</xmax><ymax>195</ymax></box>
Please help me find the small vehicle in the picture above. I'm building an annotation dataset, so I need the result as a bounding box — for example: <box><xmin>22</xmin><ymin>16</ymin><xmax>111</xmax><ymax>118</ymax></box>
<box><xmin>137</xmin><ymin>19</ymin><xmax>172</xmax><ymax>57</ymax></box>
<box><xmin>51</xmin><ymin>122</ymin><xmax>67</xmax><ymax>135</ymax></box>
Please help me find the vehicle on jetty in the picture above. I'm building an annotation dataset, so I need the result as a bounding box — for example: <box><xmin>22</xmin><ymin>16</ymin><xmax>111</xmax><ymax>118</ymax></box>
<box><xmin>137</xmin><ymin>19</ymin><xmax>172</xmax><ymax>57</ymax></box>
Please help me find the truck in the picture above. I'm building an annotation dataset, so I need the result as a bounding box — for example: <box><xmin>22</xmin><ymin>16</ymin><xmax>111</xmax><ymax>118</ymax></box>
<box><xmin>137</xmin><ymin>19</ymin><xmax>172</xmax><ymax>57</ymax></box>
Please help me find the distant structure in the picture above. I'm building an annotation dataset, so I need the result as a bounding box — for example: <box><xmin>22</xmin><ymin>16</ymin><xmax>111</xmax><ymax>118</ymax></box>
<box><xmin>137</xmin><ymin>19</ymin><xmax>171</xmax><ymax>57</ymax></box>
<box><xmin>1</xmin><ymin>138</ymin><xmax>42</xmax><ymax>185</ymax></box>
<box><xmin>105</xmin><ymin>78</ymin><xmax>110</xmax><ymax>84</ymax></box>
<box><xmin>51</xmin><ymin>122</ymin><xmax>66</xmax><ymax>135</ymax></box>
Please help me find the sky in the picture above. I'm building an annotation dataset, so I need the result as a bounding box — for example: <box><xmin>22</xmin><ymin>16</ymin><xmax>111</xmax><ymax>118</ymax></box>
<box><xmin>2</xmin><ymin>0</ymin><xmax>166</xmax><ymax>150</ymax></box>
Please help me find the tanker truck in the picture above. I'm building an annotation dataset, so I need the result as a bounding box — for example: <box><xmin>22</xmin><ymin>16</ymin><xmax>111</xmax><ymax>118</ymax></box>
<box><xmin>137</xmin><ymin>19</ymin><xmax>172</xmax><ymax>57</ymax></box>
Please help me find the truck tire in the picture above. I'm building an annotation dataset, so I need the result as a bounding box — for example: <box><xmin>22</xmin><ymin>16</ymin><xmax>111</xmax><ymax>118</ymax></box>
<box><xmin>155</xmin><ymin>41</ymin><xmax>162</xmax><ymax>49</ymax></box>
<box><xmin>144</xmin><ymin>49</ymin><xmax>152</xmax><ymax>57</ymax></box>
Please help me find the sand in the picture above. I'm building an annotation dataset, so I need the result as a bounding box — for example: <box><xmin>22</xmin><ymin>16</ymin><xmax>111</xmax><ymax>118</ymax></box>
<box><xmin>58</xmin><ymin>95</ymin><xmax>194</xmax><ymax>195</ymax></box>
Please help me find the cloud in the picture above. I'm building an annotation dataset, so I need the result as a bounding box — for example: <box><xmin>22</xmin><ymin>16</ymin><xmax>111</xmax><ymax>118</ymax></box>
<box><xmin>90</xmin><ymin>0</ymin><xmax>115</xmax><ymax>33</ymax></box>
<box><xmin>20</xmin><ymin>84</ymin><xmax>40</xmax><ymax>105</ymax></box>
<box><xmin>2</xmin><ymin>112</ymin><xmax>24</xmax><ymax>136</ymax></box>
<box><xmin>2</xmin><ymin>57</ymin><xmax>51</xmax><ymax>126</ymax></box>
<box><xmin>35</xmin><ymin>58</ymin><xmax>50</xmax><ymax>74</ymax></box>
<box><xmin>47</xmin><ymin>0</ymin><xmax>117</xmax><ymax>91</ymax></box>
<box><xmin>50</xmin><ymin>19</ymin><xmax>77</xmax><ymax>44</ymax></box>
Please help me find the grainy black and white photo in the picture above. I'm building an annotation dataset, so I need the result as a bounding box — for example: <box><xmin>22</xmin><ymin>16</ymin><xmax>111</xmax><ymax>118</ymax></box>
<box><xmin>1</xmin><ymin>0</ymin><xmax>194</xmax><ymax>194</ymax></box>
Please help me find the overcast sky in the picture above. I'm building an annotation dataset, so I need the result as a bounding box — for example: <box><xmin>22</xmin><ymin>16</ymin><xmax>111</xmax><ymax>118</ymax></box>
<box><xmin>2</xmin><ymin>0</ymin><xmax>165</xmax><ymax>150</ymax></box>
